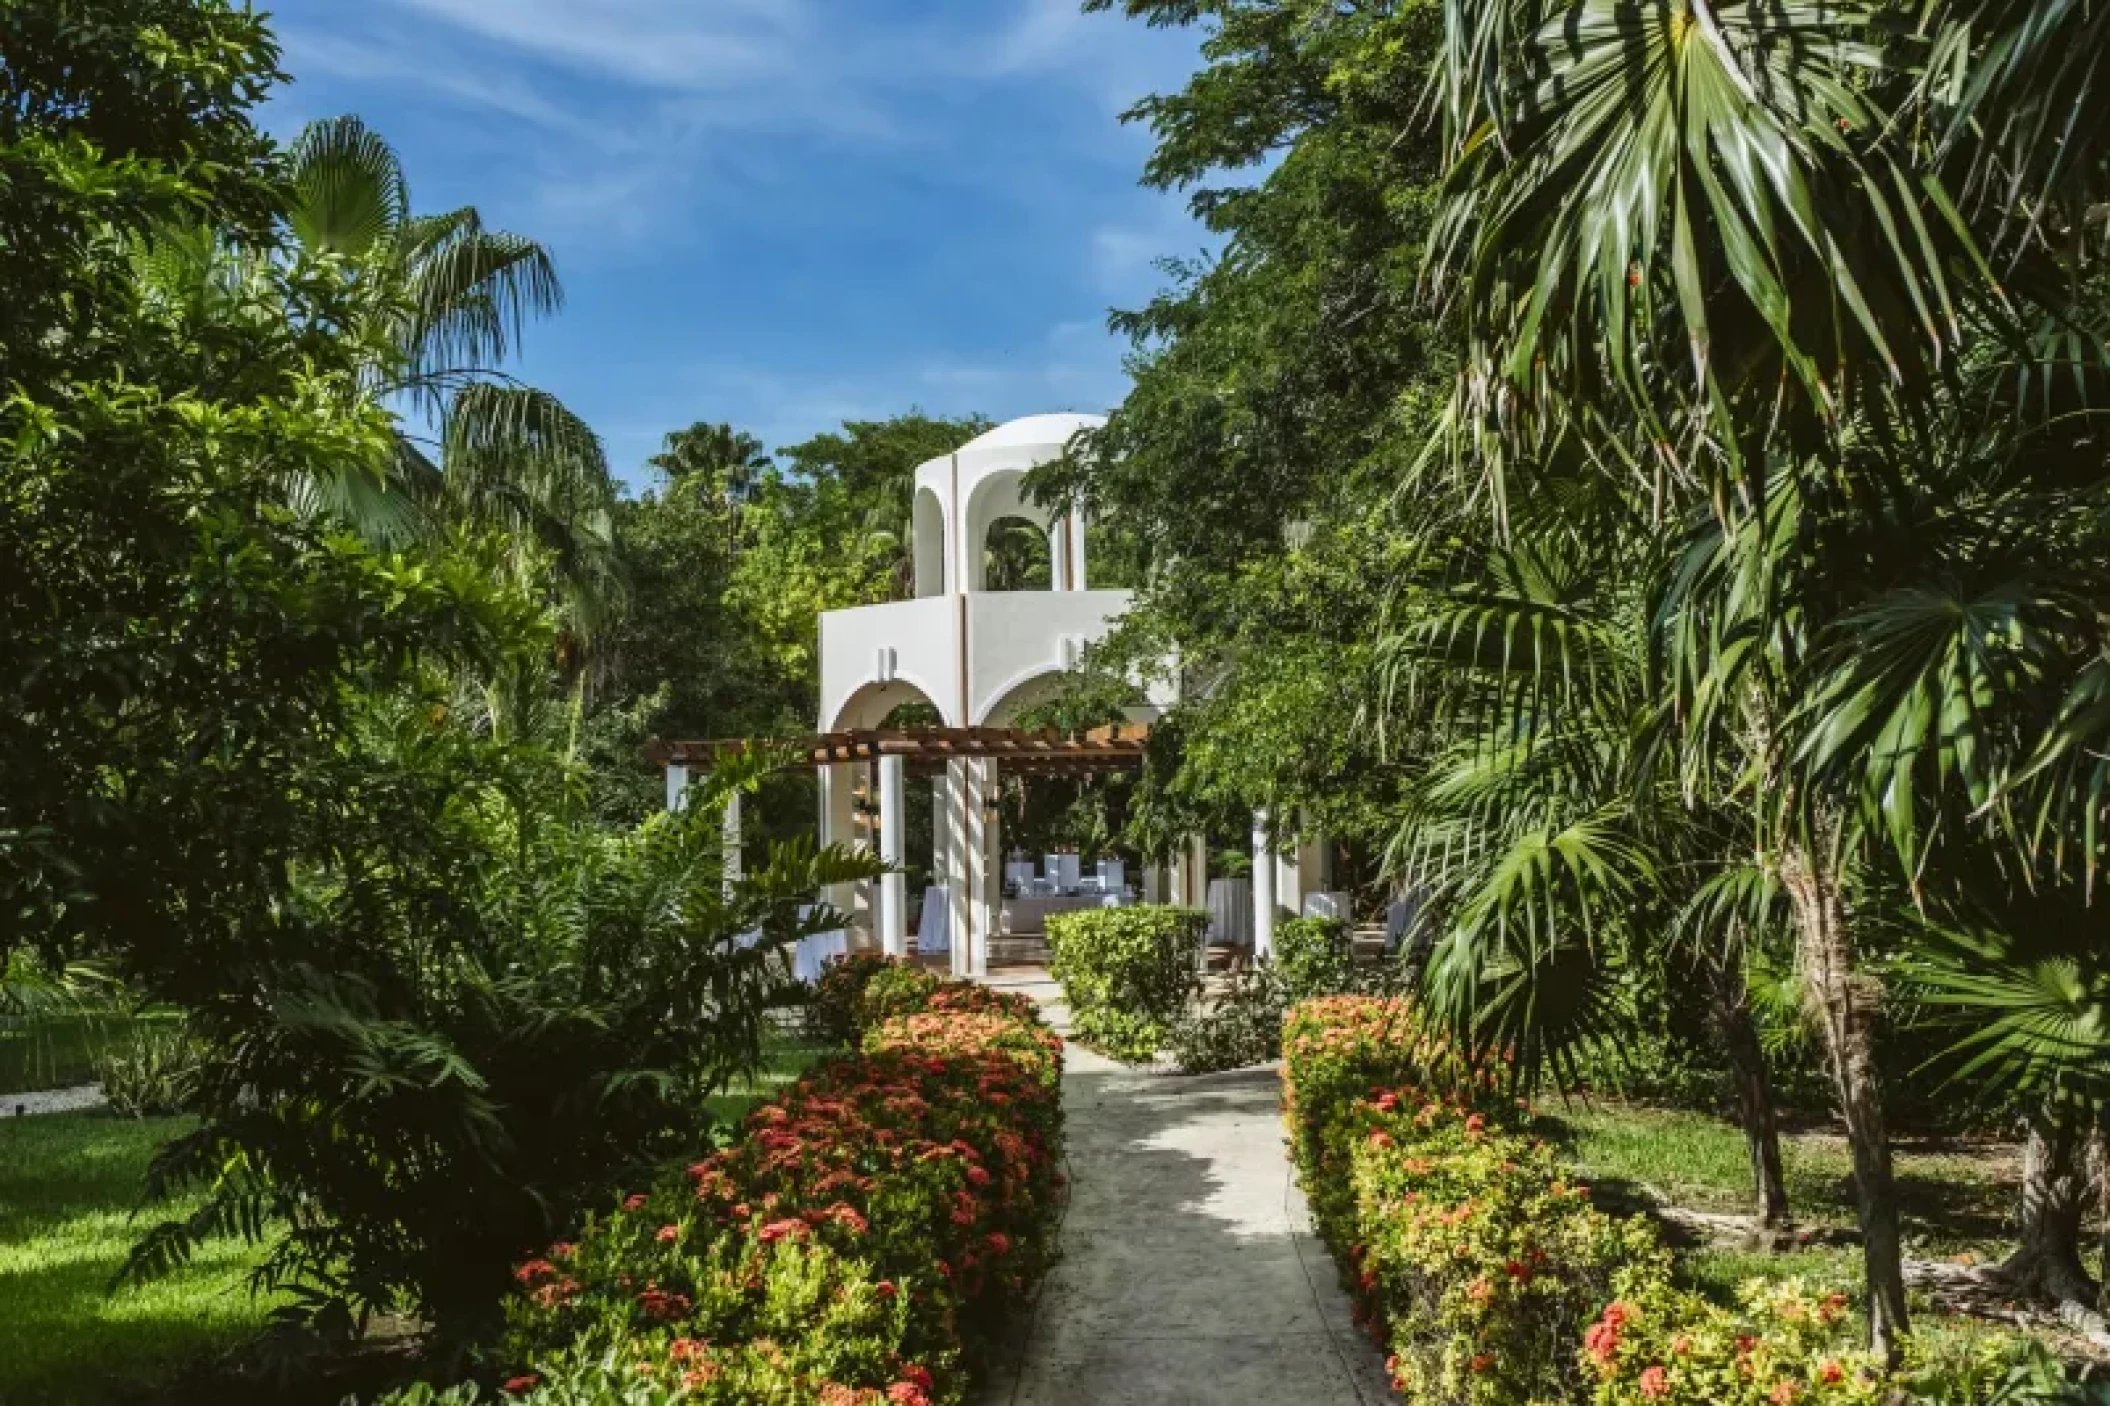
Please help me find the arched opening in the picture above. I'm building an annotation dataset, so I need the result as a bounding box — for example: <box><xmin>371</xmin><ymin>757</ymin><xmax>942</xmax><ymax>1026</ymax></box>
<box><xmin>982</xmin><ymin>515</ymin><xmax>1052</xmax><ymax>592</ymax></box>
<box><xmin>912</xmin><ymin>486</ymin><xmax>946</xmax><ymax>597</ymax></box>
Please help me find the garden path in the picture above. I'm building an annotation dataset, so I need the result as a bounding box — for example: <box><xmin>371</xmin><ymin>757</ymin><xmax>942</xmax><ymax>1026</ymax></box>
<box><xmin>975</xmin><ymin>968</ymin><xmax>1392</xmax><ymax>1405</ymax></box>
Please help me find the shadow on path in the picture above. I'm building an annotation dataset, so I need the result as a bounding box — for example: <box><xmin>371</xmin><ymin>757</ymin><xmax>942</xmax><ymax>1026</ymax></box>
<box><xmin>979</xmin><ymin>1042</ymin><xmax>1393</xmax><ymax>1405</ymax></box>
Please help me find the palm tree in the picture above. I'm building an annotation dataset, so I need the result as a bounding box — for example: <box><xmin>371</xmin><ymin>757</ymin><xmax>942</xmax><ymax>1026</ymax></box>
<box><xmin>283</xmin><ymin>116</ymin><xmax>621</xmax><ymax>632</ymax></box>
<box><xmin>1423</xmin><ymin>0</ymin><xmax>2110</xmax><ymax>1356</ymax></box>
<box><xmin>646</xmin><ymin>422</ymin><xmax>774</xmax><ymax>559</ymax></box>
<box><xmin>1375</xmin><ymin>495</ymin><xmax>1801</xmax><ymax>1230</ymax></box>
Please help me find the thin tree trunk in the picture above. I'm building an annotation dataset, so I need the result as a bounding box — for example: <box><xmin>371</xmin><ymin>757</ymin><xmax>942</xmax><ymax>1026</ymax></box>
<box><xmin>1777</xmin><ymin>826</ymin><xmax>1910</xmax><ymax>1363</ymax></box>
<box><xmin>2094</xmin><ymin>1121</ymin><xmax>2110</xmax><ymax>1315</ymax></box>
<box><xmin>2005</xmin><ymin>1112</ymin><xmax>2101</xmax><ymax>1312</ymax></box>
<box><xmin>1711</xmin><ymin>966</ymin><xmax>1792</xmax><ymax>1230</ymax></box>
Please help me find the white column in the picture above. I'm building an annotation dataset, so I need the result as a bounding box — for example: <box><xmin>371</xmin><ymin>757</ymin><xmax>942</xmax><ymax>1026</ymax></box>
<box><xmin>1049</xmin><ymin>519</ymin><xmax>1071</xmax><ymax>592</ymax></box>
<box><xmin>878</xmin><ymin>754</ymin><xmax>907</xmax><ymax>958</ymax></box>
<box><xmin>946</xmin><ymin>760</ymin><xmax>973</xmax><ymax>978</ymax></box>
<box><xmin>665</xmin><ymin>763</ymin><xmax>690</xmax><ymax>814</ymax></box>
<box><xmin>1142</xmin><ymin>863</ymin><xmax>1163</xmax><ymax>903</ymax></box>
<box><xmin>1070</xmin><ymin>510</ymin><xmax>1088</xmax><ymax>591</ymax></box>
<box><xmin>932</xmin><ymin>779</ymin><xmax>952</xmax><ymax>891</ymax></box>
<box><xmin>1252</xmin><ymin>808</ymin><xmax>1277</xmax><ymax>960</ymax></box>
<box><xmin>965</xmin><ymin>759</ymin><xmax>998</xmax><ymax>979</ymax></box>
<box><xmin>722</xmin><ymin>789</ymin><xmax>743</xmax><ymax>898</ymax></box>
<box><xmin>1186</xmin><ymin>833</ymin><xmax>1209</xmax><ymax>908</ymax></box>
<box><xmin>818</xmin><ymin>762</ymin><xmax>860</xmax><ymax>939</ymax></box>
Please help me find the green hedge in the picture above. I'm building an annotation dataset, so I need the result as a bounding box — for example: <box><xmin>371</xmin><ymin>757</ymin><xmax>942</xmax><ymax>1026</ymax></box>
<box><xmin>1281</xmin><ymin>998</ymin><xmax>2060</xmax><ymax>1406</ymax></box>
<box><xmin>1274</xmin><ymin>915</ymin><xmax>1353</xmax><ymax>1003</ymax></box>
<box><xmin>1045</xmin><ymin>906</ymin><xmax>1205</xmax><ymax>1063</ymax></box>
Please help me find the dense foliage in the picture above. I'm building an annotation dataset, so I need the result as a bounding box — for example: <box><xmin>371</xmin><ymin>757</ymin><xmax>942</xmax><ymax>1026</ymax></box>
<box><xmin>1045</xmin><ymin>906</ymin><xmax>1207</xmax><ymax>1063</ymax></box>
<box><xmin>1080</xmin><ymin>0</ymin><xmax>2110</xmax><ymax>1358</ymax></box>
<box><xmin>380</xmin><ymin>973</ymin><xmax>1064</xmax><ymax>1405</ymax></box>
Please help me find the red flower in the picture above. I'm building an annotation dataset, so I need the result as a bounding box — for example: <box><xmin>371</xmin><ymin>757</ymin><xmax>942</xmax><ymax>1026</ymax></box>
<box><xmin>656</xmin><ymin>1224</ymin><xmax>680</xmax><ymax>1243</ymax></box>
<box><xmin>624</xmin><ymin>1193</ymin><xmax>648</xmax><ymax>1212</ymax></box>
<box><xmin>874</xmin><ymin>1280</ymin><xmax>898</xmax><ymax>1298</ymax></box>
<box><xmin>503</xmin><ymin>1375</ymin><xmax>541</xmax><ymax>1394</ymax></box>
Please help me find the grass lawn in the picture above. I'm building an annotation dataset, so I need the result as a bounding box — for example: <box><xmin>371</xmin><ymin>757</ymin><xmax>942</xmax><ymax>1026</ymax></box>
<box><xmin>1555</xmin><ymin>1101</ymin><xmax>2015</xmax><ymax>1260</ymax></box>
<box><xmin>702</xmin><ymin>1032</ymin><xmax>832</xmax><ymax>1125</ymax></box>
<box><xmin>1551</xmin><ymin>1100</ymin><xmax>2046</xmax><ymax>1356</ymax></box>
<box><xmin>0</xmin><ymin>1111</ymin><xmax>274</xmax><ymax>1405</ymax></box>
<box><xmin>0</xmin><ymin>1012</ymin><xmax>176</xmax><ymax>1097</ymax></box>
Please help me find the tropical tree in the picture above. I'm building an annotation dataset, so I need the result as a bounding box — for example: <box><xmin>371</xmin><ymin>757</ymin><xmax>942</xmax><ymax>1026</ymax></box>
<box><xmin>1412</xmin><ymin>0</ymin><xmax>2110</xmax><ymax>1355</ymax></box>
<box><xmin>646</xmin><ymin>421</ymin><xmax>772</xmax><ymax>559</ymax></box>
<box><xmin>282</xmin><ymin>115</ymin><xmax>622</xmax><ymax>632</ymax></box>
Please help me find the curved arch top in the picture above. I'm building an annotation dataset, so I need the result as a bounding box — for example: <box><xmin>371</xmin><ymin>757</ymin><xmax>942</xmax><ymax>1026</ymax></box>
<box><xmin>910</xmin><ymin>413</ymin><xmax>1105</xmax><ymax>597</ymax></box>
<box><xmin>821</xmin><ymin>412</ymin><xmax>1148</xmax><ymax>737</ymax></box>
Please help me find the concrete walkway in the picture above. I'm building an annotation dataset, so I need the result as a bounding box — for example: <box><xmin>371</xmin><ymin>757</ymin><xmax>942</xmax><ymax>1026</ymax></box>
<box><xmin>976</xmin><ymin>969</ymin><xmax>1392</xmax><ymax>1405</ymax></box>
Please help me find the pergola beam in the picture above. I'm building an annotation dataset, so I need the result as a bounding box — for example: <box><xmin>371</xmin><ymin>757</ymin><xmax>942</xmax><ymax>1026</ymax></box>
<box><xmin>650</xmin><ymin>723</ymin><xmax>1149</xmax><ymax>775</ymax></box>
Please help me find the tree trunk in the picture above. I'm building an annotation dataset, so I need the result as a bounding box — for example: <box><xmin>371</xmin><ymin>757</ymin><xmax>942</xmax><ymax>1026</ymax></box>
<box><xmin>1711</xmin><ymin>968</ymin><xmax>1793</xmax><ymax>1230</ymax></box>
<box><xmin>2005</xmin><ymin>1112</ymin><xmax>2100</xmax><ymax>1310</ymax></box>
<box><xmin>2095</xmin><ymin>1121</ymin><xmax>2110</xmax><ymax>1315</ymax></box>
<box><xmin>1777</xmin><ymin>828</ymin><xmax>1910</xmax><ymax>1363</ymax></box>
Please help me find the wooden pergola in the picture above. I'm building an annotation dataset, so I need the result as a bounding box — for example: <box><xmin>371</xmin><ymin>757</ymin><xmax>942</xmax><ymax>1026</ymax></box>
<box><xmin>649</xmin><ymin>723</ymin><xmax>1150</xmax><ymax>780</ymax></box>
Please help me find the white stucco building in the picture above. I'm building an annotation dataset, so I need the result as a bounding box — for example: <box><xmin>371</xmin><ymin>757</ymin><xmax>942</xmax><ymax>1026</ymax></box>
<box><xmin>814</xmin><ymin>414</ymin><xmax>1172</xmax><ymax>975</ymax></box>
<box><xmin>666</xmin><ymin>412</ymin><xmax>1338</xmax><ymax>977</ymax></box>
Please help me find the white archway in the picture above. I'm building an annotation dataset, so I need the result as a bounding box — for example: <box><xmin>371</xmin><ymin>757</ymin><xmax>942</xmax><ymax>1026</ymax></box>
<box><xmin>912</xmin><ymin>485</ymin><xmax>947</xmax><ymax>598</ymax></box>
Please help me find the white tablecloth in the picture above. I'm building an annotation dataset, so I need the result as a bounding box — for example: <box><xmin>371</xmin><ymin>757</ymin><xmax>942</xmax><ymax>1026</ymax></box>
<box><xmin>1302</xmin><ymin>890</ymin><xmax>1352</xmax><ymax>922</ymax></box>
<box><xmin>1385</xmin><ymin>888</ymin><xmax>1430</xmax><ymax>952</ymax></box>
<box><xmin>1003</xmin><ymin>893</ymin><xmax>1127</xmax><ymax>935</ymax></box>
<box><xmin>1206</xmin><ymin>877</ymin><xmax>1253</xmax><ymax>949</ymax></box>
<box><xmin>793</xmin><ymin>928</ymin><xmax>849</xmax><ymax>983</ymax></box>
<box><xmin>917</xmin><ymin>884</ymin><xmax>951</xmax><ymax>953</ymax></box>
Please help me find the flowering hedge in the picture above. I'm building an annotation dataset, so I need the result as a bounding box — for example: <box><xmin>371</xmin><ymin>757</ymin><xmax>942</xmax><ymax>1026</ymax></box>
<box><xmin>1283</xmin><ymin>998</ymin><xmax>2041</xmax><ymax>1406</ymax></box>
<box><xmin>807</xmin><ymin>954</ymin><xmax>1038</xmax><ymax>1050</ymax></box>
<box><xmin>453</xmin><ymin>973</ymin><xmax>1063</xmax><ymax>1406</ymax></box>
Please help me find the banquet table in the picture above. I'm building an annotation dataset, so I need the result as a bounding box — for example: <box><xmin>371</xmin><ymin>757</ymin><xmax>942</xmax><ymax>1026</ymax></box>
<box><xmin>1205</xmin><ymin>877</ymin><xmax>1254</xmax><ymax>949</ymax></box>
<box><xmin>1001</xmin><ymin>892</ymin><xmax>1128</xmax><ymax>936</ymax></box>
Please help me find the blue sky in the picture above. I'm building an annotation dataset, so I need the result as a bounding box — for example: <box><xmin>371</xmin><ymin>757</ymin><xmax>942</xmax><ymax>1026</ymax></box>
<box><xmin>261</xmin><ymin>0</ymin><xmax>1211</xmax><ymax>489</ymax></box>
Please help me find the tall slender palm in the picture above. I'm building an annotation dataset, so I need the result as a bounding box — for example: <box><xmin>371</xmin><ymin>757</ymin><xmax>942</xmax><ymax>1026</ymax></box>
<box><xmin>646</xmin><ymin>422</ymin><xmax>774</xmax><ymax>560</ymax></box>
<box><xmin>284</xmin><ymin>116</ymin><xmax>621</xmax><ymax>631</ymax></box>
<box><xmin>1424</xmin><ymin>0</ymin><xmax>2110</xmax><ymax>1354</ymax></box>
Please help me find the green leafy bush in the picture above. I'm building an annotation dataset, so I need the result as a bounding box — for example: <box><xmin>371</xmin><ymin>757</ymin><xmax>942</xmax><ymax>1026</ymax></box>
<box><xmin>1274</xmin><ymin>916</ymin><xmax>1354</xmax><ymax>1003</ymax></box>
<box><xmin>440</xmin><ymin>975</ymin><xmax>1065</xmax><ymax>1406</ymax></box>
<box><xmin>1045</xmin><ymin>906</ymin><xmax>1204</xmax><ymax>1063</ymax></box>
<box><xmin>804</xmin><ymin>952</ymin><xmax>911</xmax><ymax>1046</ymax></box>
<box><xmin>93</xmin><ymin>1019</ymin><xmax>205</xmax><ymax>1118</ymax></box>
<box><xmin>1168</xmin><ymin>964</ymin><xmax>1287</xmax><ymax>1073</ymax></box>
<box><xmin>125</xmin><ymin>750</ymin><xmax>882</xmax><ymax>1345</ymax></box>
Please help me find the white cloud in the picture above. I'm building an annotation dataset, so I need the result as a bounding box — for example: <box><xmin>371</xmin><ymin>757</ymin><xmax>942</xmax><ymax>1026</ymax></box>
<box><xmin>281</xmin><ymin>26</ymin><xmax>596</xmax><ymax>134</ymax></box>
<box><xmin>381</xmin><ymin>0</ymin><xmax>813</xmax><ymax>93</ymax></box>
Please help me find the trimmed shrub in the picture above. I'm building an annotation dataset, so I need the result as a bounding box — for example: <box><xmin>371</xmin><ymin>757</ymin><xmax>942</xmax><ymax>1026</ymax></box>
<box><xmin>1168</xmin><ymin>964</ymin><xmax>1288</xmax><ymax>1074</ymax></box>
<box><xmin>1582</xmin><ymin>1275</ymin><xmax>1888</xmax><ymax>1405</ymax></box>
<box><xmin>451</xmin><ymin>975</ymin><xmax>1063</xmax><ymax>1406</ymax></box>
<box><xmin>1274</xmin><ymin>916</ymin><xmax>1353</xmax><ymax>1003</ymax></box>
<box><xmin>1045</xmin><ymin>906</ymin><xmax>1205</xmax><ymax>1064</ymax></box>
